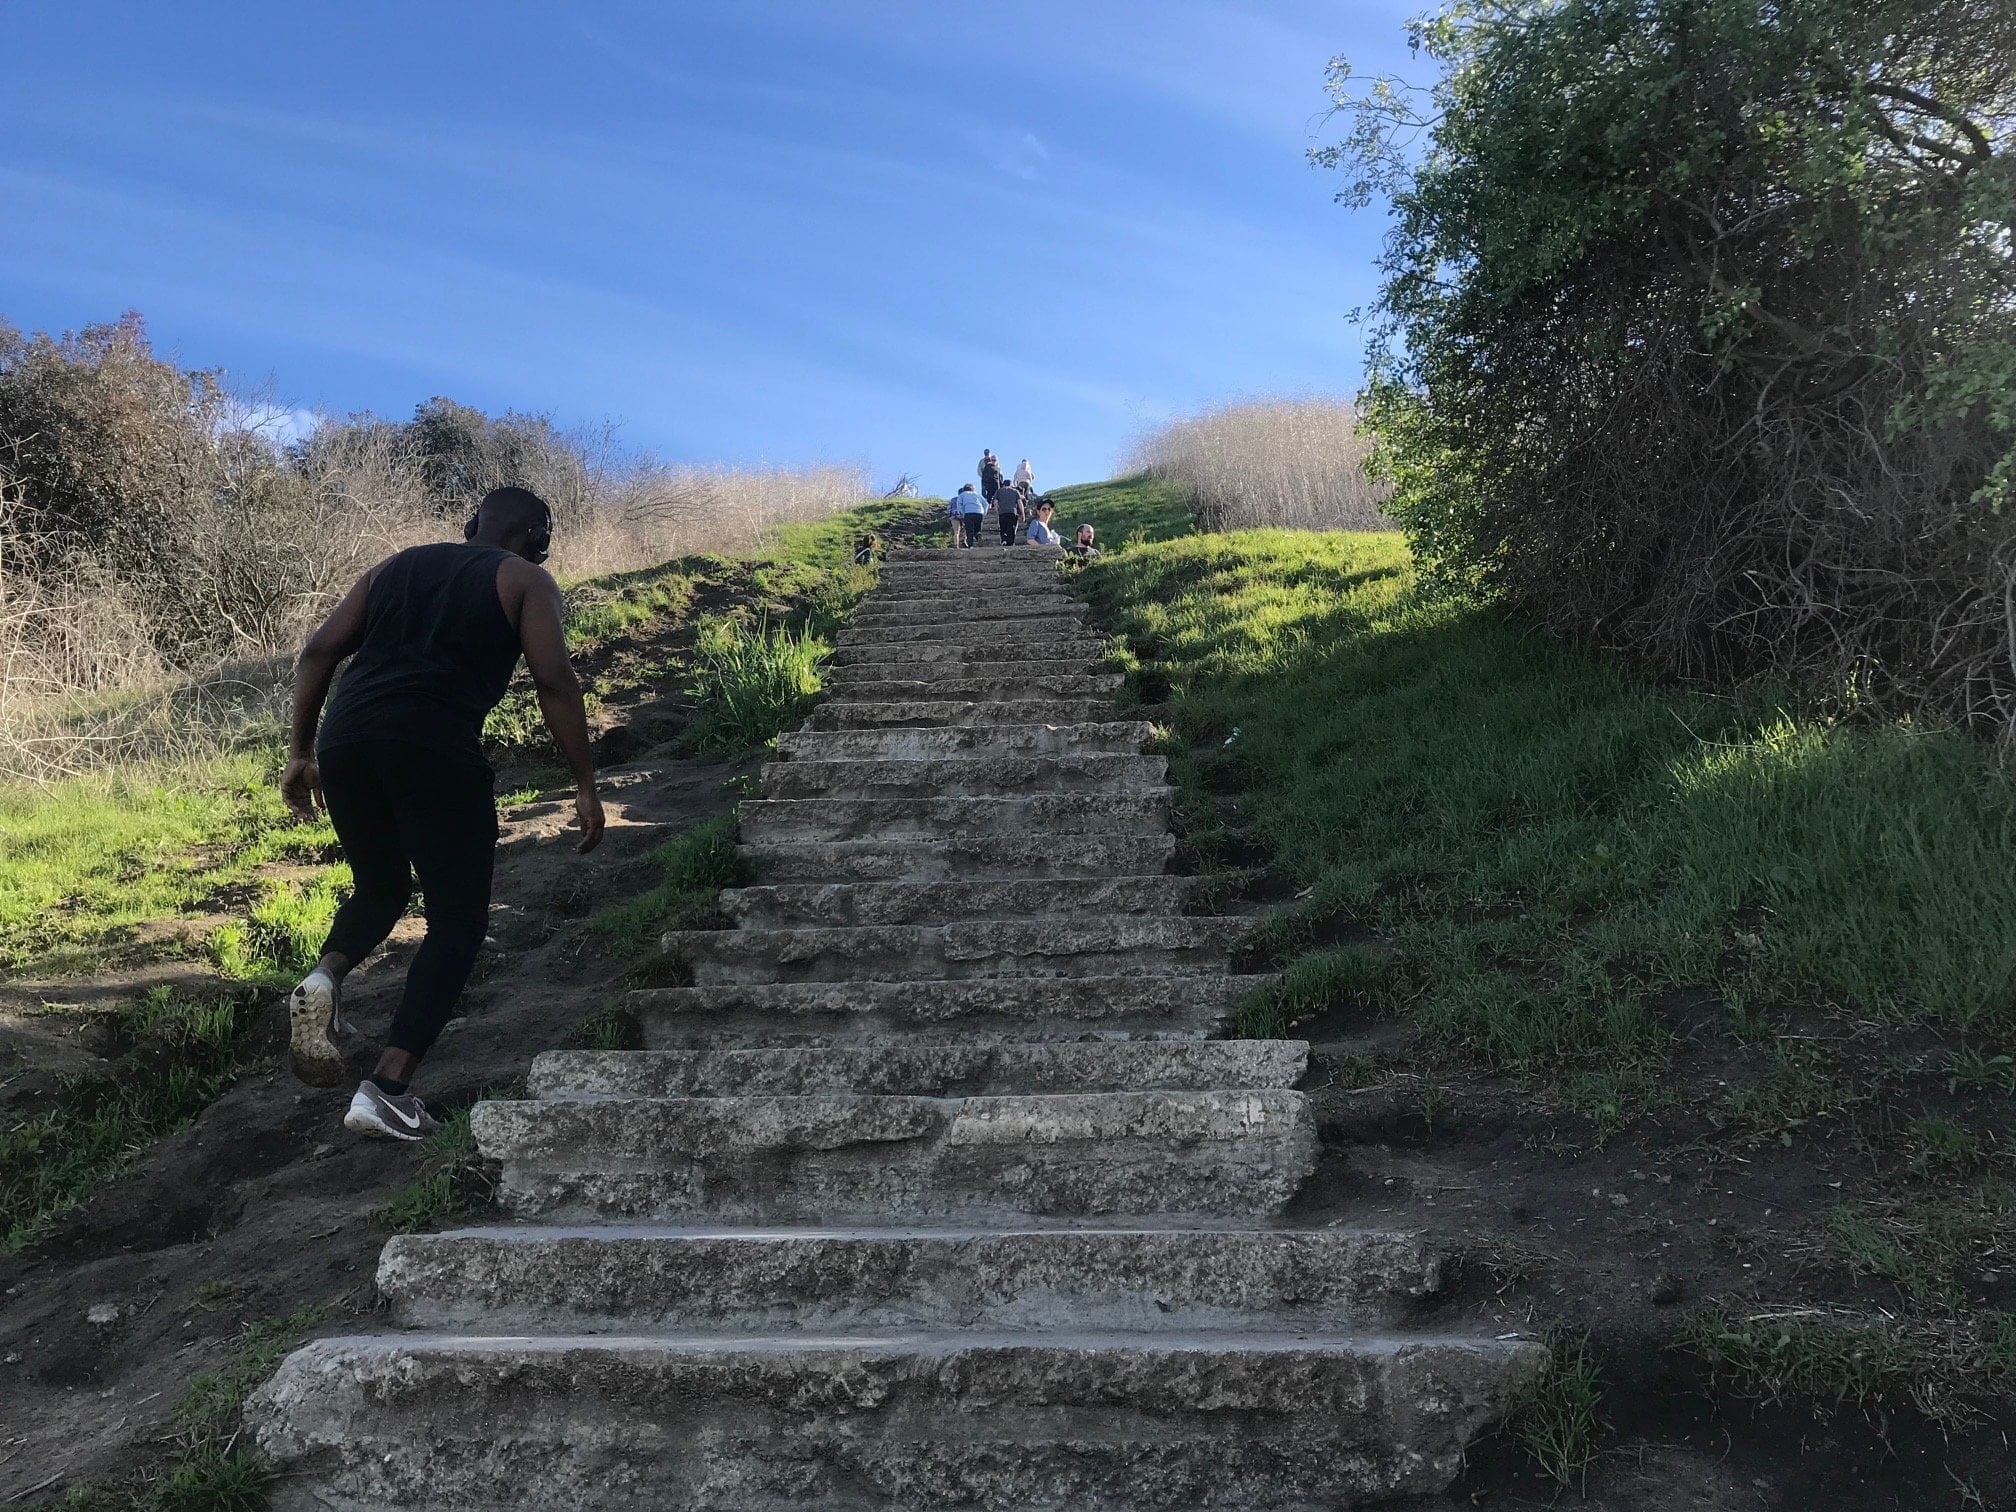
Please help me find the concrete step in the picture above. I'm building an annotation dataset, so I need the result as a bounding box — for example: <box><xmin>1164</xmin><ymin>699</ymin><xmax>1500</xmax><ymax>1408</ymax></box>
<box><xmin>884</xmin><ymin>545</ymin><xmax>1067</xmax><ymax>562</ymax></box>
<box><xmin>743</xmin><ymin>831</ymin><xmax>1174</xmax><ymax>883</ymax></box>
<box><xmin>661</xmin><ymin>916</ymin><xmax>1249</xmax><ymax>985</ymax></box>
<box><xmin>807</xmin><ymin>698</ymin><xmax>1120</xmax><ymax>730</ymax></box>
<box><xmin>826</xmin><ymin>658</ymin><xmax>1106</xmax><ymax>686</ymax></box>
<box><xmin>529</xmin><ymin>1039</ymin><xmax>1305</xmax><ymax>1099</ymax></box>
<box><xmin>721</xmin><ymin>874</ymin><xmax>1196</xmax><ymax>927</ymax></box>
<box><xmin>827</xmin><ymin>639</ymin><xmax>1106</xmax><ymax>667</ymax></box>
<box><xmin>867</xmin><ymin>579</ymin><xmax>1076</xmax><ymax>601</ymax></box>
<box><xmin>851</xmin><ymin>600</ymin><xmax>1086</xmax><ymax>626</ymax></box>
<box><xmin>472</xmin><ymin>1088</ymin><xmax>1314</xmax><ymax>1223</ymax></box>
<box><xmin>757</xmin><ymin>753</ymin><xmax>1165</xmax><ymax>800</ymax></box>
<box><xmin>250</xmin><ymin>1331</ymin><xmax>1544</xmax><ymax>1511</ymax></box>
<box><xmin>378</xmin><ymin>1224</ymin><xmax>1435</xmax><ymax>1334</ymax></box>
<box><xmin>835</xmin><ymin>620</ymin><xmax>1091</xmax><ymax>647</ymax></box>
<box><xmin>824</xmin><ymin>672</ymin><xmax>1123</xmax><ymax>703</ymax></box>
<box><xmin>776</xmin><ymin>722</ymin><xmax>1153</xmax><ymax>761</ymax></box>
<box><xmin>630</xmin><ymin>973</ymin><xmax>1256</xmax><ymax>1047</ymax></box>
<box><xmin>738</xmin><ymin>793</ymin><xmax>1166</xmax><ymax>843</ymax></box>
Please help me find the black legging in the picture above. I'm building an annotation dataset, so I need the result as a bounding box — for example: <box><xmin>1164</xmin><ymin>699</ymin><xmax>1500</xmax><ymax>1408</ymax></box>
<box><xmin>317</xmin><ymin>739</ymin><xmax>497</xmax><ymax>1059</ymax></box>
<box><xmin>998</xmin><ymin>511</ymin><xmax>1018</xmax><ymax>545</ymax></box>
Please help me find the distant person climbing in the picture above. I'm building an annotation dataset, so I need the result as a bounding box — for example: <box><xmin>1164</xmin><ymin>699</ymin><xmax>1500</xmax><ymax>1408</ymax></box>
<box><xmin>950</xmin><ymin>482</ymin><xmax>986</xmax><ymax>548</ymax></box>
<box><xmin>279</xmin><ymin>486</ymin><xmax>604</xmax><ymax>1142</ymax></box>
<box><xmin>979</xmin><ymin>449</ymin><xmax>1002</xmax><ymax>505</ymax></box>
<box><xmin>996</xmin><ymin>479</ymin><xmax>1026</xmax><ymax>546</ymax></box>
<box><xmin>1025</xmin><ymin>499</ymin><xmax>1064</xmax><ymax>546</ymax></box>
<box><xmin>1013</xmin><ymin>457</ymin><xmax>1034</xmax><ymax>491</ymax></box>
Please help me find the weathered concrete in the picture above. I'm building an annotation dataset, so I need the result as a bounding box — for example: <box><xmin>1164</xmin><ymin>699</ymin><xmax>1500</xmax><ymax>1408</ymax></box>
<box><xmin>742</xmin><ymin>831</ymin><xmax>1176</xmax><ymax>883</ymax></box>
<box><xmin>661</xmin><ymin>916</ymin><xmax>1251</xmax><ymax>984</ymax></box>
<box><xmin>473</xmin><ymin>1089</ymin><xmax>1315</xmax><ymax>1223</ymax></box>
<box><xmin>850</xmin><ymin>601</ymin><xmax>1088</xmax><ymax>627</ymax></box>
<box><xmin>824</xmin><ymin>672</ymin><xmax>1125</xmax><ymax>703</ymax></box>
<box><xmin>629</xmin><ymin>973</ymin><xmax>1256</xmax><ymax>1047</ymax></box>
<box><xmin>379</xmin><ymin>1225</ymin><xmax>1438</xmax><ymax>1333</ymax></box>
<box><xmin>776</xmin><ymin>721</ymin><xmax>1154</xmax><ymax>761</ymax></box>
<box><xmin>249</xmin><ymin>1332</ymin><xmax>1545</xmax><ymax>1511</ymax></box>
<box><xmin>529</xmin><ymin>1039</ymin><xmax>1305</xmax><ymax>1099</ymax></box>
<box><xmin>826</xmin><ymin>657</ymin><xmax>1107</xmax><ymax>687</ymax></box>
<box><xmin>834</xmin><ymin>620</ymin><xmax>1093</xmax><ymax>647</ymax></box>
<box><xmin>739</xmin><ymin>793</ymin><xmax>1168</xmax><ymax>842</ymax></box>
<box><xmin>721</xmin><ymin>874</ymin><xmax>1197</xmax><ymax>927</ymax></box>
<box><xmin>758</xmin><ymin>752</ymin><xmax>1166</xmax><ymax>800</ymax></box>
<box><xmin>807</xmin><ymin>696</ymin><xmax>1122</xmax><ymax>729</ymax></box>
<box><xmin>828</xmin><ymin>639</ymin><xmax>1108</xmax><ymax>667</ymax></box>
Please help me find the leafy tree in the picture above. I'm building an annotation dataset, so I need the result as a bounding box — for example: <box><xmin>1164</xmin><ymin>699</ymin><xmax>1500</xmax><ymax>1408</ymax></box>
<box><xmin>1322</xmin><ymin>0</ymin><xmax>2016</xmax><ymax>734</ymax></box>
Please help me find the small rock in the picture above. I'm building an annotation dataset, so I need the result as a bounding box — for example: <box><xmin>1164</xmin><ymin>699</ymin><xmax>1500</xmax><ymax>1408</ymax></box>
<box><xmin>86</xmin><ymin>1303</ymin><xmax>121</xmax><ymax>1326</ymax></box>
<box><xmin>2</xmin><ymin>1352</ymin><xmax>21</xmax><ymax>1364</ymax></box>
<box><xmin>311</xmin><ymin>1143</ymin><xmax>337</xmax><ymax>1160</ymax></box>
<box><xmin>1609</xmin><ymin>1192</ymin><xmax>1630</xmax><ymax>1208</ymax></box>
<box><xmin>1649</xmin><ymin>1273</ymin><xmax>1685</xmax><ymax>1306</ymax></box>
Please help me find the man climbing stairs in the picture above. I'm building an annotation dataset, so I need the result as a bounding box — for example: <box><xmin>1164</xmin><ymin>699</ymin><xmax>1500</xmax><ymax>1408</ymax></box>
<box><xmin>248</xmin><ymin>544</ymin><xmax>1542</xmax><ymax>1509</ymax></box>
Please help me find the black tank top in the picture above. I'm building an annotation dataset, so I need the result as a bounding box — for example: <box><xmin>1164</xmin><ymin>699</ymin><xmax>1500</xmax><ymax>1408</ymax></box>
<box><xmin>319</xmin><ymin>543</ymin><xmax>522</xmax><ymax>760</ymax></box>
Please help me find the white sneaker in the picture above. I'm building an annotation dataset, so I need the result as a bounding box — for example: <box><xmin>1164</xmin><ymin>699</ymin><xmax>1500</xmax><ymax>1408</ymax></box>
<box><xmin>287</xmin><ymin>970</ymin><xmax>347</xmax><ymax>1088</ymax></box>
<box><xmin>343</xmin><ymin>1081</ymin><xmax>442</xmax><ymax>1142</ymax></box>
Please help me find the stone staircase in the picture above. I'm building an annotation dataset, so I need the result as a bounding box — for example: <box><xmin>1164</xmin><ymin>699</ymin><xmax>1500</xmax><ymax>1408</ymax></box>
<box><xmin>249</xmin><ymin>545</ymin><xmax>1542</xmax><ymax>1509</ymax></box>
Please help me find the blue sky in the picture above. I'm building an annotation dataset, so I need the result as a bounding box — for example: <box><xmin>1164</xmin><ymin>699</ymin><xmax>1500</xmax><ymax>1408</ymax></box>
<box><xmin>1</xmin><ymin>2</ymin><xmax>1417</xmax><ymax>494</ymax></box>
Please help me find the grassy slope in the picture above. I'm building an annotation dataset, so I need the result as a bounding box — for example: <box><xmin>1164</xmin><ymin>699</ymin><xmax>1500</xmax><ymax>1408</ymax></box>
<box><xmin>1070</xmin><ymin>475</ymin><xmax>2016</xmax><ymax>1472</ymax></box>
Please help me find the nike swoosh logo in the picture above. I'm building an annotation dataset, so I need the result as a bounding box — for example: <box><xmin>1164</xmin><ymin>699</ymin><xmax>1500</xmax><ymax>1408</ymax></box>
<box><xmin>383</xmin><ymin>1100</ymin><xmax>424</xmax><ymax>1130</ymax></box>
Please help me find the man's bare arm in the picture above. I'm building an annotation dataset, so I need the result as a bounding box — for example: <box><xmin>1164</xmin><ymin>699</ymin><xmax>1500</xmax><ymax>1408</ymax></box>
<box><xmin>515</xmin><ymin>568</ymin><xmax>605</xmax><ymax>853</ymax></box>
<box><xmin>282</xmin><ymin>569</ymin><xmax>376</xmax><ymax>817</ymax></box>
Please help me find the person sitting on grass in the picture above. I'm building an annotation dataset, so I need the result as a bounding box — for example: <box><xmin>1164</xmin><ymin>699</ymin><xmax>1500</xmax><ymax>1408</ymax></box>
<box><xmin>280</xmin><ymin>486</ymin><xmax>605</xmax><ymax>1142</ymax></box>
<box><xmin>1069</xmin><ymin>523</ymin><xmax>1100</xmax><ymax>559</ymax></box>
<box><xmin>1025</xmin><ymin>499</ymin><xmax>1064</xmax><ymax>547</ymax></box>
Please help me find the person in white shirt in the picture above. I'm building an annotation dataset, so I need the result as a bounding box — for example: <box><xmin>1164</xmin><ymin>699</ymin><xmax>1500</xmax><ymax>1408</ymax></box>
<box><xmin>1025</xmin><ymin>500</ymin><xmax>1064</xmax><ymax>546</ymax></box>
<box><xmin>1013</xmin><ymin>458</ymin><xmax>1034</xmax><ymax>490</ymax></box>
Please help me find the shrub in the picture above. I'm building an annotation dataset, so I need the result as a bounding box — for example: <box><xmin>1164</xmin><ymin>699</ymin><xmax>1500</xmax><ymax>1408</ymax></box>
<box><xmin>1124</xmin><ymin>398</ymin><xmax>1389</xmax><ymax>531</ymax></box>
<box><xmin>1323</xmin><ymin>0</ymin><xmax>2016</xmax><ymax>738</ymax></box>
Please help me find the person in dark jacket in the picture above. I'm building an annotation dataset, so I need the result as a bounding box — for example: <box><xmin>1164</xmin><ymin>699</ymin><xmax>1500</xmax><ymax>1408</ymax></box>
<box><xmin>995</xmin><ymin>480</ymin><xmax>1025</xmax><ymax>545</ymax></box>
<box><xmin>979</xmin><ymin>449</ymin><xmax>1002</xmax><ymax>505</ymax></box>
<box><xmin>279</xmin><ymin>486</ymin><xmax>604</xmax><ymax>1141</ymax></box>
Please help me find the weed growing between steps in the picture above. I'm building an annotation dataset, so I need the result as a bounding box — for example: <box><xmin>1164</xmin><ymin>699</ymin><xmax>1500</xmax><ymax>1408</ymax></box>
<box><xmin>376</xmin><ymin>1107</ymin><xmax>499</xmax><ymax>1234</ymax></box>
<box><xmin>1075</xmin><ymin>521</ymin><xmax>2016</xmax><ymax>1499</ymax></box>
<box><xmin>590</xmin><ymin>818</ymin><xmax>749</xmax><ymax>963</ymax></box>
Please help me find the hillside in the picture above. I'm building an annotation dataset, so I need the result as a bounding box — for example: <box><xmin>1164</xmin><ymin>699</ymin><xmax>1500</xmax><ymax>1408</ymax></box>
<box><xmin>1064</xmin><ymin>475</ymin><xmax>2016</xmax><ymax>1507</ymax></box>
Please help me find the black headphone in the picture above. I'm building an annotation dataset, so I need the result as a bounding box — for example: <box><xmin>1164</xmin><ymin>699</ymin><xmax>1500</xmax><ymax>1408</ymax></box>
<box><xmin>464</xmin><ymin>499</ymin><xmax>553</xmax><ymax>564</ymax></box>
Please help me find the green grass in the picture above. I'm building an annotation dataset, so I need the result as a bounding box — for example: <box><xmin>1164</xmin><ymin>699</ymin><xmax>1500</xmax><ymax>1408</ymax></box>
<box><xmin>375</xmin><ymin>1107</ymin><xmax>494</xmax><ymax>1233</ymax></box>
<box><xmin>683</xmin><ymin>615</ymin><xmax>829</xmax><ymax>753</ymax></box>
<box><xmin>1510</xmin><ymin>1329</ymin><xmax>1606</xmax><ymax>1490</ymax></box>
<box><xmin>0</xmin><ymin>989</ymin><xmax>258</xmax><ymax>1252</ymax></box>
<box><xmin>591</xmin><ymin>818</ymin><xmax>750</xmax><ymax>954</ymax></box>
<box><xmin>1073</xmin><ymin>511</ymin><xmax>2016</xmax><ymax>1059</ymax></box>
<box><xmin>1045</xmin><ymin>474</ymin><xmax>1195</xmax><ymax>547</ymax></box>
<box><xmin>1684</xmin><ymin>1309</ymin><xmax>2016</xmax><ymax>1427</ymax></box>
<box><xmin>206</xmin><ymin>868</ymin><xmax>349</xmax><ymax>987</ymax></box>
<box><xmin>0</xmin><ymin>756</ymin><xmax>331</xmax><ymax>976</ymax></box>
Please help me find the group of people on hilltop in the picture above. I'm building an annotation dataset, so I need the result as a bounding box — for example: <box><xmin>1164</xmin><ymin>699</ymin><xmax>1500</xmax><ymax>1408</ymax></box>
<box><xmin>949</xmin><ymin>449</ymin><xmax>1098</xmax><ymax>556</ymax></box>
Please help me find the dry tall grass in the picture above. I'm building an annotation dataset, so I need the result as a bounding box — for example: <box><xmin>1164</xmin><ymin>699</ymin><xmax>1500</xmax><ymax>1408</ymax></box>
<box><xmin>1125</xmin><ymin>398</ymin><xmax>1390</xmax><ymax>532</ymax></box>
